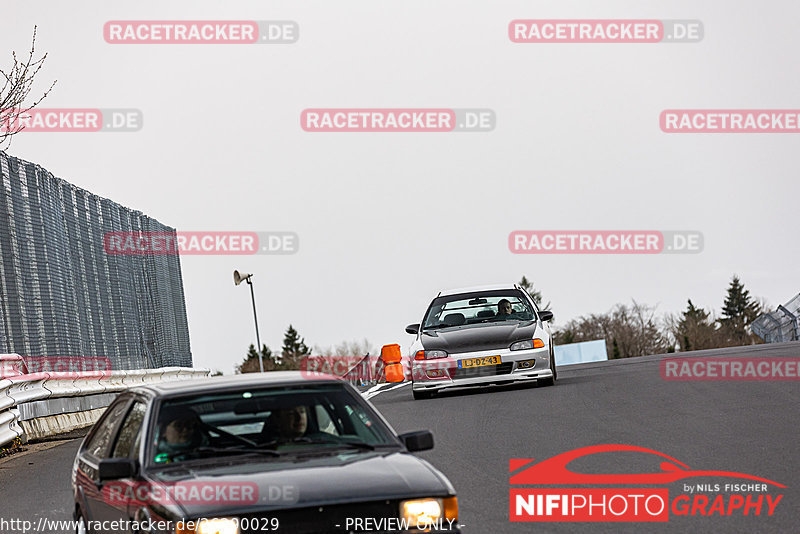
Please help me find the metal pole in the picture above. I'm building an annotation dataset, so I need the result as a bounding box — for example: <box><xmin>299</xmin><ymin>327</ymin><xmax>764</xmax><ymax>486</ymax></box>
<box><xmin>777</xmin><ymin>305</ymin><xmax>799</xmax><ymax>342</ymax></box>
<box><xmin>247</xmin><ymin>278</ymin><xmax>264</xmax><ymax>373</ymax></box>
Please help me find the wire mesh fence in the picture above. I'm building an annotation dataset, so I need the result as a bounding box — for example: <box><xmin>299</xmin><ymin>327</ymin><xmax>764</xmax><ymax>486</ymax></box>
<box><xmin>0</xmin><ymin>151</ymin><xmax>192</xmax><ymax>369</ymax></box>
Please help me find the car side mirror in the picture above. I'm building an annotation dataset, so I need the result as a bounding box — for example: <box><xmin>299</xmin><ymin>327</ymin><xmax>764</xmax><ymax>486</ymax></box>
<box><xmin>99</xmin><ymin>458</ymin><xmax>138</xmax><ymax>481</ymax></box>
<box><xmin>399</xmin><ymin>430</ymin><xmax>434</xmax><ymax>452</ymax></box>
<box><xmin>405</xmin><ymin>324</ymin><xmax>420</xmax><ymax>335</ymax></box>
<box><xmin>538</xmin><ymin>310</ymin><xmax>554</xmax><ymax>322</ymax></box>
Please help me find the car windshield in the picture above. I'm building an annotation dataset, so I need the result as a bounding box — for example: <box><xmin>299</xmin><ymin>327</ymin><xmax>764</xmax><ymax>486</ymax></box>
<box><xmin>422</xmin><ymin>290</ymin><xmax>535</xmax><ymax>330</ymax></box>
<box><xmin>150</xmin><ymin>383</ymin><xmax>398</xmax><ymax>465</ymax></box>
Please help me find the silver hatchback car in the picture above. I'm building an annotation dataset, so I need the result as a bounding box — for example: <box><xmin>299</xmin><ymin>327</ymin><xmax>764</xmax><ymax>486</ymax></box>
<box><xmin>406</xmin><ymin>284</ymin><xmax>556</xmax><ymax>400</ymax></box>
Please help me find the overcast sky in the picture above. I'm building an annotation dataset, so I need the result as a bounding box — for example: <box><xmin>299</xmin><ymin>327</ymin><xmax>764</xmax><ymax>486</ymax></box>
<box><xmin>3</xmin><ymin>1</ymin><xmax>798</xmax><ymax>374</ymax></box>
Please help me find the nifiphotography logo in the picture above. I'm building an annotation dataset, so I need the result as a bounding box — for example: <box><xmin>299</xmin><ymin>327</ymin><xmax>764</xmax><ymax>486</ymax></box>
<box><xmin>509</xmin><ymin>445</ymin><xmax>784</xmax><ymax>522</ymax></box>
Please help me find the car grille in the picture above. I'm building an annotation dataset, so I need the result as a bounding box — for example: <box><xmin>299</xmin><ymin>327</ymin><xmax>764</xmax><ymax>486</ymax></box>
<box><xmin>238</xmin><ymin>500</ymin><xmax>402</xmax><ymax>534</ymax></box>
<box><xmin>453</xmin><ymin>362</ymin><xmax>513</xmax><ymax>379</ymax></box>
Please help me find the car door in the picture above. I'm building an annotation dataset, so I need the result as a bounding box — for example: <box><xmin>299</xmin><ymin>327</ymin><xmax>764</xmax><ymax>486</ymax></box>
<box><xmin>76</xmin><ymin>395</ymin><xmax>133</xmax><ymax>533</ymax></box>
<box><xmin>107</xmin><ymin>399</ymin><xmax>154</xmax><ymax>531</ymax></box>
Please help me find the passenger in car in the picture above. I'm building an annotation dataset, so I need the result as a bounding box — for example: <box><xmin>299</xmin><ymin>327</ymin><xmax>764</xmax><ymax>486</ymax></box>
<box><xmin>275</xmin><ymin>405</ymin><xmax>308</xmax><ymax>439</ymax></box>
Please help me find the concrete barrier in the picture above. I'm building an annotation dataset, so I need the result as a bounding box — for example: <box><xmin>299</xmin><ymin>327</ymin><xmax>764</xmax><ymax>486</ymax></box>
<box><xmin>20</xmin><ymin>407</ymin><xmax>109</xmax><ymax>442</ymax></box>
<box><xmin>554</xmin><ymin>339</ymin><xmax>609</xmax><ymax>365</ymax></box>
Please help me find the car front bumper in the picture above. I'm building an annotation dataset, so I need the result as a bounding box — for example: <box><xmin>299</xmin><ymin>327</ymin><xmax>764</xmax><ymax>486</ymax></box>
<box><xmin>410</xmin><ymin>346</ymin><xmax>553</xmax><ymax>393</ymax></box>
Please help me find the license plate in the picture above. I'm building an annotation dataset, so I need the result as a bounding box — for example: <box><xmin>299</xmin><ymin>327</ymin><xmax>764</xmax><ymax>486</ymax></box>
<box><xmin>458</xmin><ymin>355</ymin><xmax>501</xmax><ymax>368</ymax></box>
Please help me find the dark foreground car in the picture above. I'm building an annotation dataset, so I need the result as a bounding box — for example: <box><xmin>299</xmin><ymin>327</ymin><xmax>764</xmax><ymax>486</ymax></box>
<box><xmin>406</xmin><ymin>284</ymin><xmax>556</xmax><ymax>399</ymax></box>
<box><xmin>71</xmin><ymin>373</ymin><xmax>459</xmax><ymax>533</ymax></box>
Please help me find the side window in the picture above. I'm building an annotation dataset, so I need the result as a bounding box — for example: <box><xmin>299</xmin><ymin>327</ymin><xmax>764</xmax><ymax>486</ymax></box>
<box><xmin>85</xmin><ymin>399</ymin><xmax>131</xmax><ymax>459</ymax></box>
<box><xmin>112</xmin><ymin>401</ymin><xmax>147</xmax><ymax>458</ymax></box>
<box><xmin>343</xmin><ymin>403</ymin><xmax>387</xmax><ymax>444</ymax></box>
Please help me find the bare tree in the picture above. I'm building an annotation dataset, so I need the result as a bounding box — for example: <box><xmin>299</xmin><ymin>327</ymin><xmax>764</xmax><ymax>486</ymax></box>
<box><xmin>616</xmin><ymin>300</ymin><xmax>671</xmax><ymax>357</ymax></box>
<box><xmin>0</xmin><ymin>26</ymin><xmax>57</xmax><ymax>148</ymax></box>
<box><xmin>311</xmin><ymin>339</ymin><xmax>377</xmax><ymax>378</ymax></box>
<box><xmin>554</xmin><ymin>300</ymin><xmax>671</xmax><ymax>358</ymax></box>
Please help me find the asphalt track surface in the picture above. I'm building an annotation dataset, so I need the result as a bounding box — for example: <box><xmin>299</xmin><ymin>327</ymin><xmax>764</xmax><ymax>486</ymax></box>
<box><xmin>1</xmin><ymin>342</ymin><xmax>798</xmax><ymax>533</ymax></box>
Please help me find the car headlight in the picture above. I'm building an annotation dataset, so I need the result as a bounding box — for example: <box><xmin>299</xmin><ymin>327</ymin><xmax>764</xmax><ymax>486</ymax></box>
<box><xmin>400</xmin><ymin>496</ymin><xmax>458</xmax><ymax>527</ymax></box>
<box><xmin>510</xmin><ymin>339</ymin><xmax>544</xmax><ymax>351</ymax></box>
<box><xmin>197</xmin><ymin>519</ymin><xmax>239</xmax><ymax>534</ymax></box>
<box><xmin>177</xmin><ymin>518</ymin><xmax>239</xmax><ymax>534</ymax></box>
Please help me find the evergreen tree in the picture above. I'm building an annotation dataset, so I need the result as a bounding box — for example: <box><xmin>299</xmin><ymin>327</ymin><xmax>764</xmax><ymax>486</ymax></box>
<box><xmin>280</xmin><ymin>324</ymin><xmax>311</xmax><ymax>370</ymax></box>
<box><xmin>675</xmin><ymin>299</ymin><xmax>717</xmax><ymax>351</ymax></box>
<box><xmin>519</xmin><ymin>276</ymin><xmax>552</xmax><ymax>317</ymax></box>
<box><xmin>237</xmin><ymin>343</ymin><xmax>275</xmax><ymax>373</ymax></box>
<box><xmin>718</xmin><ymin>275</ymin><xmax>760</xmax><ymax>345</ymax></box>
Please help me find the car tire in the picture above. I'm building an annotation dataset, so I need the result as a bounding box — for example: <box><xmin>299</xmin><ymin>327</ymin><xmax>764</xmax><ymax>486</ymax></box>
<box><xmin>412</xmin><ymin>388</ymin><xmax>433</xmax><ymax>400</ymax></box>
<box><xmin>540</xmin><ymin>348</ymin><xmax>557</xmax><ymax>387</ymax></box>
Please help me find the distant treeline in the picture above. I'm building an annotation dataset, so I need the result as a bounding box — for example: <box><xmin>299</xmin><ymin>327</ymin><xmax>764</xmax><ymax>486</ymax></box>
<box><xmin>521</xmin><ymin>275</ymin><xmax>764</xmax><ymax>359</ymax></box>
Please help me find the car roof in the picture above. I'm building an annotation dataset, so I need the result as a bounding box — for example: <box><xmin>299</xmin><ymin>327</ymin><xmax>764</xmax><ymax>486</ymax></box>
<box><xmin>131</xmin><ymin>371</ymin><xmax>346</xmax><ymax>398</ymax></box>
<box><xmin>438</xmin><ymin>283</ymin><xmax>520</xmax><ymax>297</ymax></box>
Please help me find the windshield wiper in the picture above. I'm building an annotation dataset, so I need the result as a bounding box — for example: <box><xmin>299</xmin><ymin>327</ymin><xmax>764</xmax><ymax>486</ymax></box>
<box><xmin>259</xmin><ymin>437</ymin><xmax>378</xmax><ymax>451</ymax></box>
<box><xmin>319</xmin><ymin>439</ymin><xmax>377</xmax><ymax>451</ymax></box>
<box><xmin>422</xmin><ymin>324</ymin><xmax>455</xmax><ymax>331</ymax></box>
<box><xmin>190</xmin><ymin>445</ymin><xmax>283</xmax><ymax>457</ymax></box>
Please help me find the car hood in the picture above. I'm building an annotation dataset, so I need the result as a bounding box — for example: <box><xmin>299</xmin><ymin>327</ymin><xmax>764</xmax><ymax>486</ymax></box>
<box><xmin>421</xmin><ymin>321</ymin><xmax>538</xmax><ymax>353</ymax></box>
<box><xmin>146</xmin><ymin>451</ymin><xmax>452</xmax><ymax>517</ymax></box>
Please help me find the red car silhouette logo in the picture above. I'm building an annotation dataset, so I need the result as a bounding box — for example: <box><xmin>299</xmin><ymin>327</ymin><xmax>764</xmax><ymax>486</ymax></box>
<box><xmin>510</xmin><ymin>444</ymin><xmax>785</xmax><ymax>487</ymax></box>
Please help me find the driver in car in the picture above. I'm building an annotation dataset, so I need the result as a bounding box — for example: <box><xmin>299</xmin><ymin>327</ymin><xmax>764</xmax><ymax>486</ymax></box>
<box><xmin>156</xmin><ymin>406</ymin><xmax>208</xmax><ymax>462</ymax></box>
<box><xmin>496</xmin><ymin>299</ymin><xmax>515</xmax><ymax>319</ymax></box>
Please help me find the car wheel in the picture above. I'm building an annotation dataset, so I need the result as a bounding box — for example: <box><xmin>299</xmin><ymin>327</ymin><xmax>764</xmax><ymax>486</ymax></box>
<box><xmin>412</xmin><ymin>389</ymin><xmax>433</xmax><ymax>400</ymax></box>
<box><xmin>540</xmin><ymin>348</ymin><xmax>557</xmax><ymax>387</ymax></box>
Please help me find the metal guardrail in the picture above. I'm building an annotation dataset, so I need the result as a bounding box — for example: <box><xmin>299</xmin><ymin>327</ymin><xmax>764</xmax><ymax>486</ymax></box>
<box><xmin>0</xmin><ymin>353</ymin><xmax>210</xmax><ymax>448</ymax></box>
<box><xmin>753</xmin><ymin>292</ymin><xmax>800</xmax><ymax>343</ymax></box>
